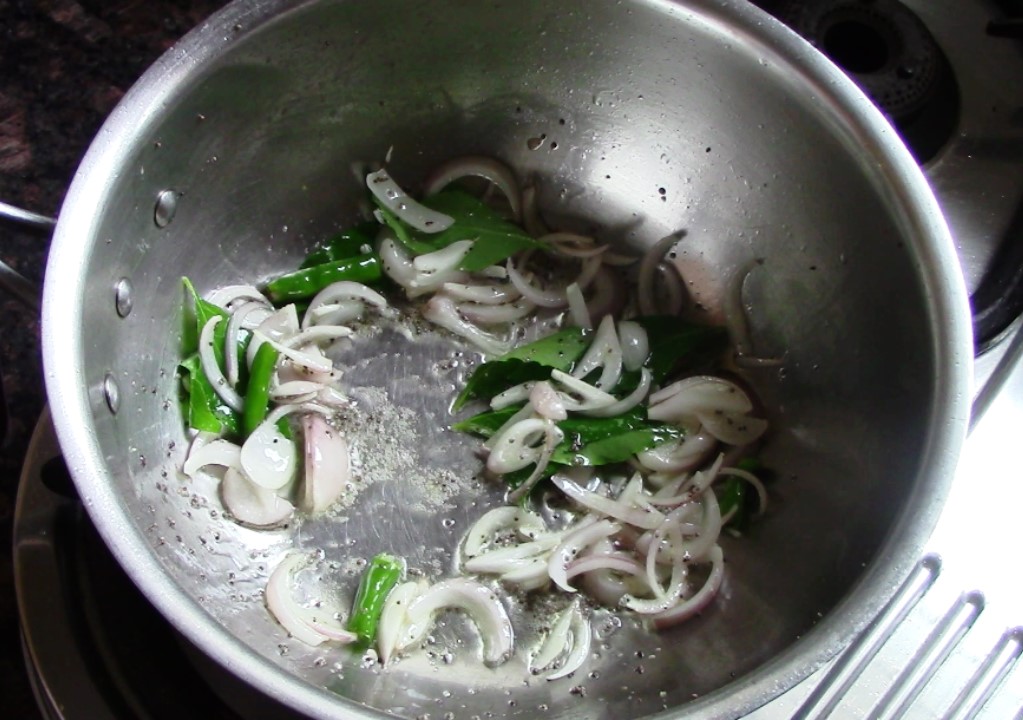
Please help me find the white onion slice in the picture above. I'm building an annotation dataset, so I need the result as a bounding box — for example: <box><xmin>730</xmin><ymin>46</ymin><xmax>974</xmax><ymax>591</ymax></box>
<box><xmin>240</xmin><ymin>418</ymin><xmax>298</xmax><ymax>490</ymax></box>
<box><xmin>458</xmin><ymin>299</ymin><xmax>536</xmax><ymax>325</ymax></box>
<box><xmin>546</xmin><ymin>607</ymin><xmax>591</xmax><ymax>680</ymax></box>
<box><xmin>303</xmin><ymin>281</ymin><xmax>390</xmax><ymax>329</ymax></box>
<box><xmin>551</xmin><ymin>475</ymin><xmax>665</xmax><ymax>530</ymax></box>
<box><xmin>506</xmin><ymin>255</ymin><xmax>568</xmax><ymax>308</ymax></box>
<box><xmin>638</xmin><ymin>232</ymin><xmax>682</xmax><ymax>316</ymax></box>
<box><xmin>507</xmin><ymin>420</ymin><xmax>563</xmax><ymax>503</ymax></box>
<box><xmin>413</xmin><ymin>239</ymin><xmax>474</xmax><ymax>273</ymax></box>
<box><xmin>183</xmin><ymin>439</ymin><xmax>240</xmax><ymax>477</ymax></box>
<box><xmin>618</xmin><ymin>320</ymin><xmax>649</xmax><ymax>372</ymax></box>
<box><xmin>221</xmin><ymin>467</ymin><xmax>295</xmax><ymax>528</ymax></box>
<box><xmin>549</xmin><ymin>369</ymin><xmax>617</xmax><ymax>412</ymax></box>
<box><xmin>637</xmin><ymin>432</ymin><xmax>717</xmax><ymax>474</ymax></box>
<box><xmin>303</xmin><ymin>301</ymin><xmax>364</xmax><ymax>329</ymax></box>
<box><xmin>198</xmin><ymin>316</ymin><xmax>244</xmax><ymax>412</ymax></box>
<box><xmin>265</xmin><ymin>554</ymin><xmax>357</xmax><ymax>646</ymax></box>
<box><xmin>442</xmin><ymin>282</ymin><xmax>520</xmax><ymax>305</ymax></box>
<box><xmin>718</xmin><ymin>466</ymin><xmax>769</xmax><ymax>515</ymax></box>
<box><xmin>499</xmin><ymin>558</ymin><xmax>551</xmax><ymax>590</ymax></box>
<box><xmin>251</xmin><ymin>330</ymin><xmax>334</xmax><ymax>375</ymax></box>
<box><xmin>463</xmin><ymin>535</ymin><xmax>561</xmax><ymax>573</ymax></box>
<box><xmin>247</xmin><ymin>305</ymin><xmax>300</xmax><ymax>366</ymax></box>
<box><xmin>586</xmin><ymin>368</ymin><xmax>652</xmax><ymax>418</ymax></box>
<box><xmin>566</xmin><ymin>281</ymin><xmax>592</xmax><ymax>329</ymax></box>
<box><xmin>301</xmin><ymin>414</ymin><xmax>349</xmax><ymax>513</ymax></box>
<box><xmin>206</xmin><ymin>284</ymin><xmax>271</xmax><ymax>310</ymax></box>
<box><xmin>548</xmin><ymin>519</ymin><xmax>621</xmax><ymax>592</ymax></box>
<box><xmin>403</xmin><ymin>579</ymin><xmax>514</xmax><ymax>666</ymax></box>
<box><xmin>378</xmin><ymin>580</ymin><xmax>427</xmax><ymax>665</ymax></box>
<box><xmin>379</xmin><ymin>235</ymin><xmax>417</xmax><ymax>288</ymax></box>
<box><xmin>572</xmin><ymin>314</ymin><xmax>622</xmax><ymax>390</ymax></box>
<box><xmin>696</xmin><ymin>410</ymin><xmax>769</xmax><ymax>446</ymax></box>
<box><xmin>366</xmin><ymin>168</ymin><xmax>454</xmax><ymax>233</ymax></box>
<box><xmin>226</xmin><ymin>301</ymin><xmax>269</xmax><ymax>386</ymax></box>
<box><xmin>423</xmin><ymin>156</ymin><xmax>523</xmax><ymax>221</ymax></box>
<box><xmin>521</xmin><ymin>185</ymin><xmax>550</xmax><ymax>237</ymax></box>
<box><xmin>542</xmin><ymin>232</ymin><xmax>608</xmax><ymax>259</ymax></box>
<box><xmin>463</xmin><ymin>507</ymin><xmax>548</xmax><ymax>557</ymax></box>
<box><xmin>652</xmin><ymin>545</ymin><xmax>725</xmax><ymax>629</ymax></box>
<box><xmin>490</xmin><ymin>382</ymin><xmax>534</xmax><ymax>410</ymax></box>
<box><xmin>271</xmin><ymin>380</ymin><xmax>325</xmax><ymax>403</ymax></box>
<box><xmin>529</xmin><ymin>381</ymin><xmax>567</xmax><ymax>421</ymax></box>
<box><xmin>423</xmin><ymin>295</ymin><xmax>511</xmax><ymax>357</ymax></box>
<box><xmin>648</xmin><ymin>376</ymin><xmax>753</xmax><ymax>417</ymax></box>
<box><xmin>565</xmin><ymin>551</ymin><xmax>646</xmax><ymax>581</ymax></box>
<box><xmin>530</xmin><ymin>604</ymin><xmax>574</xmax><ymax>673</ymax></box>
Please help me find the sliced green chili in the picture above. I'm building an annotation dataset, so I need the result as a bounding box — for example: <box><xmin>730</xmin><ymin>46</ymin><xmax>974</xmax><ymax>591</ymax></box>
<box><xmin>347</xmin><ymin>553</ymin><xmax>404</xmax><ymax>646</ymax></box>
<box><xmin>243</xmin><ymin>342</ymin><xmax>279</xmax><ymax>436</ymax></box>
<box><xmin>265</xmin><ymin>253</ymin><xmax>382</xmax><ymax>304</ymax></box>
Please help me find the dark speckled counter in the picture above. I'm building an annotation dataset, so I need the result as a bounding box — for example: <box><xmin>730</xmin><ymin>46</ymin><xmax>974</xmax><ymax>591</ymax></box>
<box><xmin>0</xmin><ymin>2</ymin><xmax>226</xmax><ymax>716</ymax></box>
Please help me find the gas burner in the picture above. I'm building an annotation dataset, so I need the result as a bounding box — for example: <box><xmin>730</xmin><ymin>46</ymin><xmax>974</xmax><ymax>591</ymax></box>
<box><xmin>773</xmin><ymin>0</ymin><xmax>960</xmax><ymax>163</ymax></box>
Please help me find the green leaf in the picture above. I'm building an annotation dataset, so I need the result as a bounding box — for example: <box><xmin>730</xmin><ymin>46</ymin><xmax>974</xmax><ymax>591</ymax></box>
<box><xmin>455</xmin><ymin>405</ymin><xmax>683</xmax><ymax>468</ymax></box>
<box><xmin>631</xmin><ymin>316</ymin><xmax>730</xmax><ymax>383</ymax></box>
<box><xmin>300</xmin><ymin>222</ymin><xmax>378</xmax><ymax>269</ymax></box>
<box><xmin>453</xmin><ymin>327</ymin><xmax>591</xmax><ymax>410</ymax></box>
<box><xmin>179</xmin><ymin>354</ymin><xmax>241</xmax><ymax>436</ymax></box>
<box><xmin>182</xmin><ymin>277</ymin><xmax>228</xmax><ymax>356</ymax></box>
<box><xmin>550</xmin><ymin>409</ymin><xmax>683</xmax><ymax>466</ymax></box>
<box><xmin>374</xmin><ymin>190</ymin><xmax>546</xmax><ymax>271</ymax></box>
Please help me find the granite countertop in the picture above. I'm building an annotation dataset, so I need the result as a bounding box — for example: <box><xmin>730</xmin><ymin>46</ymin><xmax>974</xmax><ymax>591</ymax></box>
<box><xmin>0</xmin><ymin>2</ymin><xmax>225</xmax><ymax>716</ymax></box>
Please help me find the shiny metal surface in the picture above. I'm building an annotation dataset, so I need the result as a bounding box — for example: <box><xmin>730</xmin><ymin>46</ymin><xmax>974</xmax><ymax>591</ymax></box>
<box><xmin>40</xmin><ymin>1</ymin><xmax>972</xmax><ymax>718</ymax></box>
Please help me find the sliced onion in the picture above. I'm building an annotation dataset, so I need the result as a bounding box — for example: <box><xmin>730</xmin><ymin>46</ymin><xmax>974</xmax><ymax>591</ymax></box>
<box><xmin>271</xmin><ymin>380</ymin><xmax>326</xmax><ymax>403</ymax></box>
<box><xmin>206</xmin><ymin>284</ymin><xmax>271</xmax><ymax>310</ymax></box>
<box><xmin>696</xmin><ymin>410</ymin><xmax>769</xmax><ymax>446</ymax></box>
<box><xmin>551</xmin><ymin>475</ymin><xmax>665</xmax><ymax>530</ymax></box>
<box><xmin>566</xmin><ymin>282</ymin><xmax>591</xmax><ymax>329</ymax></box>
<box><xmin>366</xmin><ymin>168</ymin><xmax>454</xmax><ymax>233</ymax></box>
<box><xmin>240</xmin><ymin>418</ymin><xmax>298</xmax><ymax>490</ymax></box>
<box><xmin>226</xmin><ymin>301</ymin><xmax>271</xmax><ymax>386</ymax></box>
<box><xmin>648</xmin><ymin>376</ymin><xmax>754</xmax><ymax>419</ymax></box>
<box><xmin>718</xmin><ymin>466</ymin><xmax>769</xmax><ymax>515</ymax></box>
<box><xmin>490</xmin><ymin>381</ymin><xmax>534</xmax><ymax>410</ymax></box>
<box><xmin>585</xmin><ymin>368</ymin><xmax>651</xmax><ymax>418</ymax></box>
<box><xmin>546</xmin><ymin>607</ymin><xmax>591</xmax><ymax>680</ymax></box>
<box><xmin>442</xmin><ymin>281</ymin><xmax>520</xmax><ymax>305</ymax></box>
<box><xmin>252</xmin><ymin>330</ymin><xmax>334</xmax><ymax>375</ymax></box>
<box><xmin>638</xmin><ymin>232</ymin><xmax>682</xmax><ymax>316</ymax></box>
<box><xmin>506</xmin><ymin>255</ymin><xmax>568</xmax><ymax>308</ymax></box>
<box><xmin>565</xmin><ymin>551</ymin><xmax>646</xmax><ymax>582</ymax></box>
<box><xmin>458</xmin><ymin>299</ymin><xmax>536</xmax><ymax>325</ymax></box>
<box><xmin>487</xmin><ymin>418</ymin><xmax>550</xmax><ymax>474</ymax></box>
<box><xmin>542</xmin><ymin>232</ymin><xmax>608</xmax><ymax>259</ymax></box>
<box><xmin>549</xmin><ymin>369</ymin><xmax>617</xmax><ymax>412</ymax></box>
<box><xmin>265</xmin><ymin>553</ymin><xmax>357</xmax><ymax>646</ymax></box>
<box><xmin>379</xmin><ymin>235</ymin><xmax>417</xmax><ymax>288</ymax></box>
<box><xmin>483</xmin><ymin>403</ymin><xmax>534</xmax><ymax>451</ymax></box>
<box><xmin>246</xmin><ymin>305</ymin><xmax>300</xmax><ymax>366</ymax></box>
<box><xmin>403</xmin><ymin>579</ymin><xmax>514</xmax><ymax>666</ymax></box>
<box><xmin>413</xmin><ymin>239</ymin><xmax>474</xmax><ymax>273</ymax></box>
<box><xmin>303</xmin><ymin>301</ymin><xmax>365</xmax><ymax>329</ymax></box>
<box><xmin>183</xmin><ymin>439</ymin><xmax>240</xmax><ymax>477</ymax></box>
<box><xmin>378</xmin><ymin>580</ymin><xmax>427</xmax><ymax>665</ymax></box>
<box><xmin>530</xmin><ymin>381</ymin><xmax>567</xmax><ymax>421</ymax></box>
<box><xmin>506</xmin><ymin>420</ymin><xmax>564</xmax><ymax>503</ymax></box>
<box><xmin>530</xmin><ymin>604</ymin><xmax>575</xmax><ymax>673</ymax></box>
<box><xmin>521</xmin><ymin>185</ymin><xmax>550</xmax><ymax>237</ymax></box>
<box><xmin>464</xmin><ymin>539</ymin><xmax>557</xmax><ymax>574</ymax></box>
<box><xmin>301</xmin><ymin>414</ymin><xmax>349</xmax><ymax>513</ymax></box>
<box><xmin>499</xmin><ymin>558</ymin><xmax>551</xmax><ymax>590</ymax></box>
<box><xmin>548</xmin><ymin>518</ymin><xmax>621</xmax><ymax>592</ymax></box>
<box><xmin>198</xmin><ymin>316</ymin><xmax>244</xmax><ymax>412</ymax></box>
<box><xmin>618</xmin><ymin>320</ymin><xmax>649</xmax><ymax>372</ymax></box>
<box><xmin>423</xmin><ymin>156</ymin><xmax>523</xmax><ymax>221</ymax></box>
<box><xmin>422</xmin><ymin>294</ymin><xmax>511</xmax><ymax>357</ymax></box>
<box><xmin>463</xmin><ymin>507</ymin><xmax>548</xmax><ymax>557</ymax></box>
<box><xmin>572</xmin><ymin>314</ymin><xmax>622</xmax><ymax>390</ymax></box>
<box><xmin>636</xmin><ymin>432</ymin><xmax>717</xmax><ymax>474</ymax></box>
<box><xmin>625</xmin><ymin>522</ymin><xmax>688</xmax><ymax>614</ymax></box>
<box><xmin>222</xmin><ymin>467</ymin><xmax>295</xmax><ymax>528</ymax></box>
<box><xmin>303</xmin><ymin>281</ymin><xmax>390</xmax><ymax>330</ymax></box>
<box><xmin>651</xmin><ymin>545</ymin><xmax>725</xmax><ymax>629</ymax></box>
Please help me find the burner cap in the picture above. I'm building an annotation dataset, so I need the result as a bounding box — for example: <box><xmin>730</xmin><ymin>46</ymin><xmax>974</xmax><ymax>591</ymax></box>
<box><xmin>776</xmin><ymin>0</ymin><xmax>959</xmax><ymax>162</ymax></box>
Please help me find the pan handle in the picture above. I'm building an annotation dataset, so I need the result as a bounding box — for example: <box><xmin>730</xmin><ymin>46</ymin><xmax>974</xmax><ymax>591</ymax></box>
<box><xmin>0</xmin><ymin>200</ymin><xmax>53</xmax><ymax>312</ymax></box>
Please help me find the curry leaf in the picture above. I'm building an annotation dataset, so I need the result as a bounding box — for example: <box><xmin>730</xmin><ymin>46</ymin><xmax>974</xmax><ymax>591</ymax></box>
<box><xmin>631</xmin><ymin>316</ymin><xmax>730</xmax><ymax>383</ymax></box>
<box><xmin>453</xmin><ymin>327</ymin><xmax>591</xmax><ymax>410</ymax></box>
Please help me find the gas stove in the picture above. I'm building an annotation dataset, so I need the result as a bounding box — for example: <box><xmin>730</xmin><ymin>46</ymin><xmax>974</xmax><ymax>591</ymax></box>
<box><xmin>10</xmin><ymin>1</ymin><xmax>1023</xmax><ymax>719</ymax></box>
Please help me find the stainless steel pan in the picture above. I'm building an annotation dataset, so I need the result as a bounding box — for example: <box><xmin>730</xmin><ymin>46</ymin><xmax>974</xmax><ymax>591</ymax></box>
<box><xmin>38</xmin><ymin>0</ymin><xmax>972</xmax><ymax>718</ymax></box>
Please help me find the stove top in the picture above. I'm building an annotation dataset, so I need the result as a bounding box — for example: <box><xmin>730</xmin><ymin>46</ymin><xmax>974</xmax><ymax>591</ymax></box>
<box><xmin>8</xmin><ymin>1</ymin><xmax>1023</xmax><ymax>719</ymax></box>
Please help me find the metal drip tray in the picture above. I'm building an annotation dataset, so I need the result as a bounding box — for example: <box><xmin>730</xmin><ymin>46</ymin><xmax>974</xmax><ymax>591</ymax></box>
<box><xmin>748</xmin><ymin>331</ymin><xmax>1023</xmax><ymax>719</ymax></box>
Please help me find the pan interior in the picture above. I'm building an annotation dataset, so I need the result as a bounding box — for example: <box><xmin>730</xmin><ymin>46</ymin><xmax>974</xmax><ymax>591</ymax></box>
<box><xmin>43</xmin><ymin>0</ymin><xmax>965</xmax><ymax>718</ymax></box>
